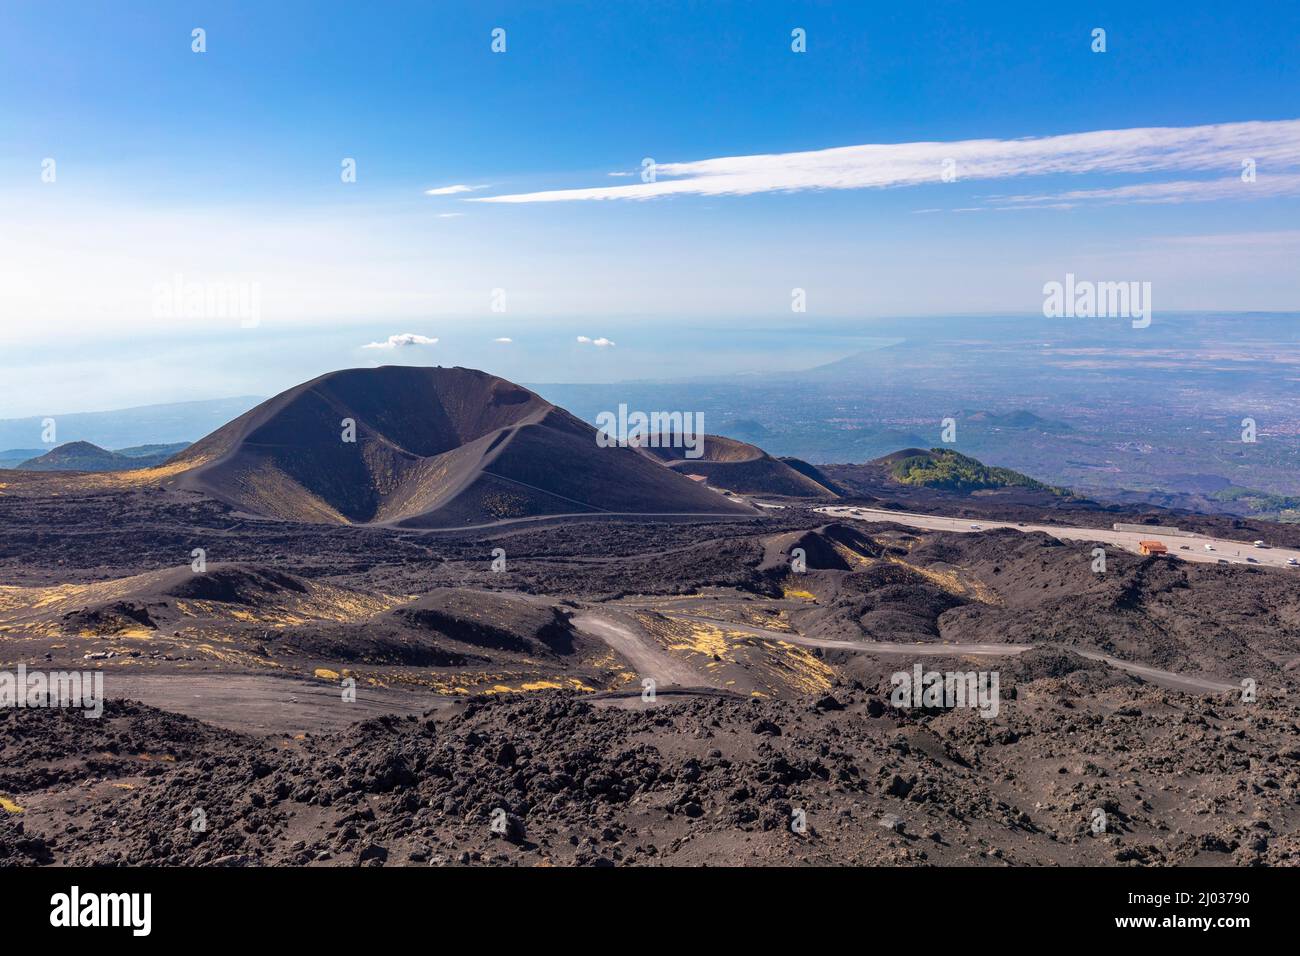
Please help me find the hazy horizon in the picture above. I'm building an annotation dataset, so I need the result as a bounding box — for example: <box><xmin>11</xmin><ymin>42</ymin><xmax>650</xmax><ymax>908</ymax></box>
<box><xmin>1</xmin><ymin>309</ymin><xmax>1296</xmax><ymax>420</ymax></box>
<box><xmin>4</xmin><ymin>1</ymin><xmax>1300</xmax><ymax>417</ymax></box>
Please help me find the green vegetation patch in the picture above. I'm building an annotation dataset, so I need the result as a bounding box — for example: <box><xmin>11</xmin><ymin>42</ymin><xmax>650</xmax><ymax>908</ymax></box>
<box><xmin>1212</xmin><ymin>486</ymin><xmax>1300</xmax><ymax>523</ymax></box>
<box><xmin>889</xmin><ymin>448</ymin><xmax>1066</xmax><ymax>495</ymax></box>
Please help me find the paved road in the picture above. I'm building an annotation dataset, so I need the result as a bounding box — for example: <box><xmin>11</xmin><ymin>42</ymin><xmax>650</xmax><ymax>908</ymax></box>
<box><xmin>816</xmin><ymin>506</ymin><xmax>1300</xmax><ymax>569</ymax></box>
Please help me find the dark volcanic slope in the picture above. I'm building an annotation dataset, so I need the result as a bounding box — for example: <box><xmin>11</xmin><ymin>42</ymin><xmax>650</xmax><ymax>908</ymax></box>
<box><xmin>638</xmin><ymin>434</ymin><xmax>839</xmax><ymax>498</ymax></box>
<box><xmin>170</xmin><ymin>367</ymin><xmax>756</xmax><ymax>526</ymax></box>
<box><xmin>8</xmin><ymin>682</ymin><xmax>1299</xmax><ymax>867</ymax></box>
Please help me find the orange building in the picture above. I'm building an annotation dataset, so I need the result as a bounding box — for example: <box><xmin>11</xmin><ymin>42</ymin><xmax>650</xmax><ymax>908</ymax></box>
<box><xmin>1138</xmin><ymin>540</ymin><xmax>1168</xmax><ymax>556</ymax></box>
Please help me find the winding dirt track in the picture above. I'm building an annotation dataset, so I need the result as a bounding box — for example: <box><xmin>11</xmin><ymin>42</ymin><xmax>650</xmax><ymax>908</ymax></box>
<box><xmin>666</xmin><ymin>613</ymin><xmax>1243</xmax><ymax>695</ymax></box>
<box><xmin>106</xmin><ymin>673</ymin><xmax>448</xmax><ymax>736</ymax></box>
<box><xmin>570</xmin><ymin>612</ymin><xmax>707</xmax><ymax>688</ymax></box>
<box><xmin>98</xmin><ymin>577</ymin><xmax>1242</xmax><ymax>739</ymax></box>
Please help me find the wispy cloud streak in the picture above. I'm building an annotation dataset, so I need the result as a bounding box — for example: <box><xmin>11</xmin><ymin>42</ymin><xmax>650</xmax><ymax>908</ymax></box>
<box><xmin>425</xmin><ymin>184</ymin><xmax>485</xmax><ymax>196</ymax></box>
<box><xmin>472</xmin><ymin>119</ymin><xmax>1300</xmax><ymax>204</ymax></box>
<box><xmin>985</xmin><ymin>172</ymin><xmax>1300</xmax><ymax>208</ymax></box>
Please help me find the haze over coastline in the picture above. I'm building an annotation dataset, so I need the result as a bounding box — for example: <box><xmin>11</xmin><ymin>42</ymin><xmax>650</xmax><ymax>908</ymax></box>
<box><xmin>3</xmin><ymin>2</ymin><xmax>1299</xmax><ymax>417</ymax></box>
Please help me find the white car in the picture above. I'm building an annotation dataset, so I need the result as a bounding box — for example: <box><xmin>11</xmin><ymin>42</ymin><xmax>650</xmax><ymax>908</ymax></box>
<box><xmin>1288</xmin><ymin>558</ymin><xmax>1299</xmax><ymax>567</ymax></box>
<box><xmin>1253</xmin><ymin>540</ymin><xmax>1266</xmax><ymax>548</ymax></box>
<box><xmin>969</xmin><ymin>524</ymin><xmax>982</xmax><ymax>530</ymax></box>
<box><xmin>1204</xmin><ymin>544</ymin><xmax>1214</xmax><ymax>551</ymax></box>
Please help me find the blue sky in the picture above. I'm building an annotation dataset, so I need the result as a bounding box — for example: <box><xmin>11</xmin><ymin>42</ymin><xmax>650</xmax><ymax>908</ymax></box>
<box><xmin>1</xmin><ymin>0</ymin><xmax>1298</xmax><ymax>415</ymax></box>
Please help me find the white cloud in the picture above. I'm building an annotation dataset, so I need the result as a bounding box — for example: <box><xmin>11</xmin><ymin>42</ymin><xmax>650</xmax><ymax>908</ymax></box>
<box><xmin>424</xmin><ymin>184</ymin><xmax>484</xmax><ymax>196</ymax></box>
<box><xmin>576</xmin><ymin>335</ymin><xmax>615</xmax><ymax>347</ymax></box>
<box><xmin>436</xmin><ymin>212</ymin><xmax>465</xmax><ymax>218</ymax></box>
<box><xmin>471</xmin><ymin>119</ymin><xmax>1300</xmax><ymax>204</ymax></box>
<box><xmin>984</xmin><ymin>172</ymin><xmax>1300</xmax><ymax>208</ymax></box>
<box><xmin>576</xmin><ymin>335</ymin><xmax>591</xmax><ymax>343</ymax></box>
<box><xmin>493</xmin><ymin>336</ymin><xmax>513</xmax><ymax>343</ymax></box>
<box><xmin>362</xmin><ymin>333</ymin><xmax>439</xmax><ymax>349</ymax></box>
<box><xmin>1151</xmin><ymin>229</ymin><xmax>1300</xmax><ymax>247</ymax></box>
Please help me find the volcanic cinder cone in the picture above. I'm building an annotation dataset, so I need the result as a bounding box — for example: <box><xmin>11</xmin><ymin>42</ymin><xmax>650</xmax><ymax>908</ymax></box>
<box><xmin>168</xmin><ymin>366</ymin><xmax>758</xmax><ymax>526</ymax></box>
